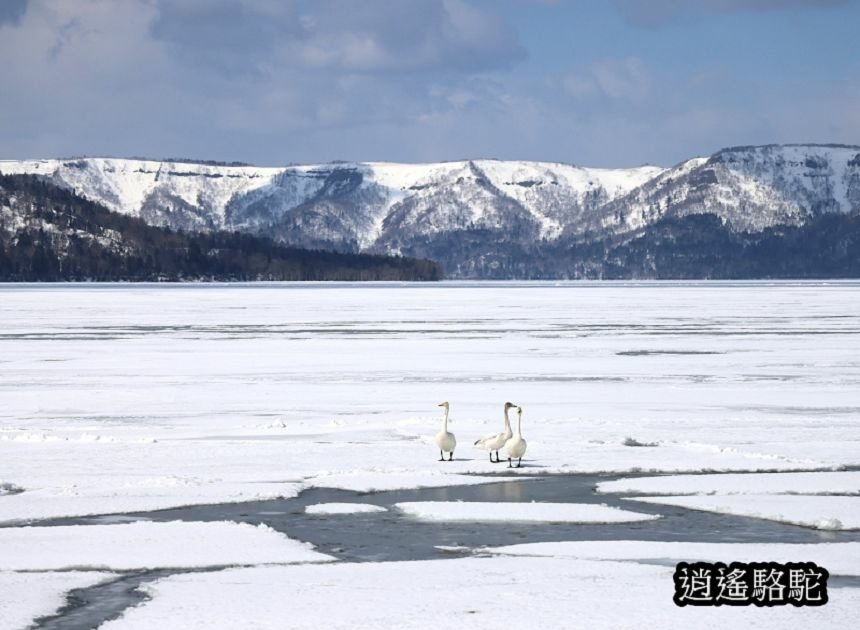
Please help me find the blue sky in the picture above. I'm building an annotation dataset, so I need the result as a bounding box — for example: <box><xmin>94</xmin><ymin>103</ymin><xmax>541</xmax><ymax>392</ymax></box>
<box><xmin>1</xmin><ymin>0</ymin><xmax>858</xmax><ymax>166</ymax></box>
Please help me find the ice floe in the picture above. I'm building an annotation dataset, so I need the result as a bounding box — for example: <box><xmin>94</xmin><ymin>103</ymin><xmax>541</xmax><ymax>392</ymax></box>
<box><xmin>306</xmin><ymin>471</ymin><xmax>516</xmax><ymax>493</ymax></box>
<box><xmin>305</xmin><ymin>502</ymin><xmax>387</xmax><ymax>515</ymax></box>
<box><xmin>0</xmin><ymin>570</ymin><xmax>114</xmax><ymax>630</ymax></box>
<box><xmin>598</xmin><ymin>471</ymin><xmax>860</xmax><ymax>496</ymax></box>
<box><xmin>628</xmin><ymin>495</ymin><xmax>860</xmax><ymax>530</ymax></box>
<box><xmin>394</xmin><ymin>501</ymin><xmax>659</xmax><ymax>523</ymax></box>
<box><xmin>0</xmin><ymin>521</ymin><xmax>333</xmax><ymax>571</ymax></box>
<box><xmin>485</xmin><ymin>540</ymin><xmax>860</xmax><ymax>575</ymax></box>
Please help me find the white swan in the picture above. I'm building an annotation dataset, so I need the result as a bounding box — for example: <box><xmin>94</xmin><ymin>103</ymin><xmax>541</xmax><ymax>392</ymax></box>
<box><xmin>435</xmin><ymin>401</ymin><xmax>456</xmax><ymax>461</ymax></box>
<box><xmin>503</xmin><ymin>406</ymin><xmax>527</xmax><ymax>468</ymax></box>
<box><xmin>474</xmin><ymin>401</ymin><xmax>516</xmax><ymax>463</ymax></box>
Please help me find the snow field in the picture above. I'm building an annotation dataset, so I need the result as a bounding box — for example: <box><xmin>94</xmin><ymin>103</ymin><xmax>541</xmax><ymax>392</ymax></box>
<box><xmin>2</xmin><ymin>283</ymin><xmax>859</xmax><ymax>524</ymax></box>
<box><xmin>1</xmin><ymin>282</ymin><xmax>859</xmax><ymax>628</ymax></box>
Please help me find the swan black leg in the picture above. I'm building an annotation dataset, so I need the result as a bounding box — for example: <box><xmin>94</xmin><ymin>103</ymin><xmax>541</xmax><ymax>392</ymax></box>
<box><xmin>439</xmin><ymin>450</ymin><xmax>444</xmax><ymax>461</ymax></box>
<box><xmin>508</xmin><ymin>457</ymin><xmax>512</xmax><ymax>468</ymax></box>
<box><xmin>448</xmin><ymin>452</ymin><xmax>454</xmax><ymax>461</ymax></box>
<box><xmin>489</xmin><ymin>452</ymin><xmax>494</xmax><ymax>462</ymax></box>
<box><xmin>515</xmin><ymin>457</ymin><xmax>522</xmax><ymax>468</ymax></box>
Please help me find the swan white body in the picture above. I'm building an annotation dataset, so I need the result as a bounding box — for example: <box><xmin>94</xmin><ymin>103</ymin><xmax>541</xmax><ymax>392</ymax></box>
<box><xmin>435</xmin><ymin>402</ymin><xmax>456</xmax><ymax>461</ymax></box>
<box><xmin>504</xmin><ymin>406</ymin><xmax>527</xmax><ymax>468</ymax></box>
<box><xmin>474</xmin><ymin>402</ymin><xmax>516</xmax><ymax>463</ymax></box>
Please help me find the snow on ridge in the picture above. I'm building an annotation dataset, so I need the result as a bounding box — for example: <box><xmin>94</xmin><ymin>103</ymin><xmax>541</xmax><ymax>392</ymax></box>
<box><xmin>0</xmin><ymin>157</ymin><xmax>287</xmax><ymax>226</ymax></box>
<box><xmin>706</xmin><ymin>144</ymin><xmax>860</xmax><ymax>217</ymax></box>
<box><xmin>471</xmin><ymin>160</ymin><xmax>665</xmax><ymax>237</ymax></box>
<box><xmin>3</xmin><ymin>144</ymin><xmax>858</xmax><ymax>248</ymax></box>
<box><xmin>0</xmin><ymin>157</ymin><xmax>659</xmax><ymax>231</ymax></box>
<box><xmin>596</xmin><ymin>144</ymin><xmax>860</xmax><ymax>235</ymax></box>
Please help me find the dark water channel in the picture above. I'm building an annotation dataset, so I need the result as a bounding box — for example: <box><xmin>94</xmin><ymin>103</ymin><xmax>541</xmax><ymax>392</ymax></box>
<box><xmin>30</xmin><ymin>472</ymin><xmax>860</xmax><ymax>630</ymax></box>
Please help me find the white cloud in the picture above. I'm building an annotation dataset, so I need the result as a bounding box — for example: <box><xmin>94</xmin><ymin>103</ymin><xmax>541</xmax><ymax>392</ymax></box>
<box><xmin>561</xmin><ymin>57</ymin><xmax>652</xmax><ymax>104</ymax></box>
<box><xmin>0</xmin><ymin>0</ymin><xmax>855</xmax><ymax>167</ymax></box>
<box><xmin>150</xmin><ymin>0</ymin><xmax>524</xmax><ymax>75</ymax></box>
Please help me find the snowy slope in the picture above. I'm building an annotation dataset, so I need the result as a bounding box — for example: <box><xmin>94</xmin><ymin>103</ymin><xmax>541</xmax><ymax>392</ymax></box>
<box><xmin>475</xmin><ymin>160</ymin><xmax>662</xmax><ymax>237</ymax></box>
<box><xmin>0</xmin><ymin>157</ymin><xmax>662</xmax><ymax>249</ymax></box>
<box><xmin>593</xmin><ymin>144</ymin><xmax>860</xmax><ymax>235</ymax></box>
<box><xmin>3</xmin><ymin>145</ymin><xmax>859</xmax><ymax>255</ymax></box>
<box><xmin>0</xmin><ymin>158</ymin><xmax>285</xmax><ymax>232</ymax></box>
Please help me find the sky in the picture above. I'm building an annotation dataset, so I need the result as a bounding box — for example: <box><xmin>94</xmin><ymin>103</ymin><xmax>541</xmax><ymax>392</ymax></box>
<box><xmin>1</xmin><ymin>0</ymin><xmax>859</xmax><ymax>167</ymax></box>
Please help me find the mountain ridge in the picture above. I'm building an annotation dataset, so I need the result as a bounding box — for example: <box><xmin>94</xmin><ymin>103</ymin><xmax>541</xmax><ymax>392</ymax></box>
<box><xmin>0</xmin><ymin>174</ymin><xmax>442</xmax><ymax>282</ymax></box>
<box><xmin>2</xmin><ymin>143</ymin><xmax>859</xmax><ymax>277</ymax></box>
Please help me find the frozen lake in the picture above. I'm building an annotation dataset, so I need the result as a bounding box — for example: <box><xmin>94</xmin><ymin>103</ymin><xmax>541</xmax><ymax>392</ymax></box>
<box><xmin>3</xmin><ymin>281</ymin><xmax>860</xmax><ymax>441</ymax></box>
<box><xmin>2</xmin><ymin>281</ymin><xmax>860</xmax><ymax>628</ymax></box>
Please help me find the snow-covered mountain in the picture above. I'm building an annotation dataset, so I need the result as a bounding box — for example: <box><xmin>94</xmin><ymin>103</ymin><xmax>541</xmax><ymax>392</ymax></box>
<box><xmin>585</xmin><ymin>144</ymin><xmax>860</xmax><ymax>238</ymax></box>
<box><xmin>0</xmin><ymin>175</ymin><xmax>441</xmax><ymax>281</ymax></box>
<box><xmin>1</xmin><ymin>144</ymin><xmax>859</xmax><ymax>262</ymax></box>
<box><xmin>0</xmin><ymin>157</ymin><xmax>662</xmax><ymax>251</ymax></box>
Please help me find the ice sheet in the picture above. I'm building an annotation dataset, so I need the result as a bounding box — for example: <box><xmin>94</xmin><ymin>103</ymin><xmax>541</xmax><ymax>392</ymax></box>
<box><xmin>598</xmin><ymin>471</ymin><xmax>860</xmax><ymax>496</ymax></box>
<box><xmin>2</xmin><ymin>282</ymin><xmax>859</xmax><ymax>524</ymax></box>
<box><xmin>307</xmin><ymin>471</ymin><xmax>517</xmax><ymax>492</ymax></box>
<box><xmin>394</xmin><ymin>501</ymin><xmax>659</xmax><ymax>523</ymax></box>
<box><xmin>628</xmin><ymin>495</ymin><xmax>860</xmax><ymax>530</ymax></box>
<box><xmin>0</xmin><ymin>570</ymin><xmax>113</xmax><ymax>630</ymax></box>
<box><xmin>305</xmin><ymin>502</ymin><xmax>387</xmax><ymax>514</ymax></box>
<box><xmin>0</xmin><ymin>471</ymin><xmax>301</xmax><ymax>524</ymax></box>
<box><xmin>0</xmin><ymin>521</ymin><xmax>333</xmax><ymax>571</ymax></box>
<box><xmin>98</xmin><ymin>556</ymin><xmax>860</xmax><ymax>630</ymax></box>
<box><xmin>485</xmin><ymin>540</ymin><xmax>860</xmax><ymax>576</ymax></box>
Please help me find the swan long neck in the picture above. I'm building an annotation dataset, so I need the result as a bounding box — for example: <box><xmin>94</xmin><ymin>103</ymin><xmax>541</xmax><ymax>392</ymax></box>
<box><xmin>503</xmin><ymin>407</ymin><xmax>512</xmax><ymax>433</ymax></box>
<box><xmin>515</xmin><ymin>411</ymin><xmax>522</xmax><ymax>436</ymax></box>
<box><xmin>442</xmin><ymin>407</ymin><xmax>449</xmax><ymax>433</ymax></box>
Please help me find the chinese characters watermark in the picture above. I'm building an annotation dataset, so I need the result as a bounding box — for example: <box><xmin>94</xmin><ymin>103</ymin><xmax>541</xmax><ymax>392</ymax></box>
<box><xmin>674</xmin><ymin>561</ymin><xmax>828</xmax><ymax>607</ymax></box>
